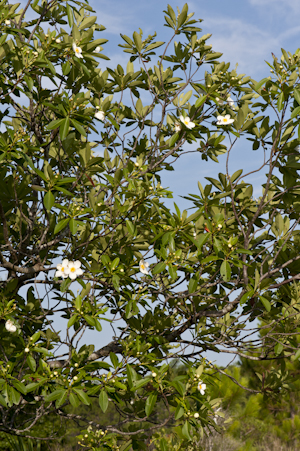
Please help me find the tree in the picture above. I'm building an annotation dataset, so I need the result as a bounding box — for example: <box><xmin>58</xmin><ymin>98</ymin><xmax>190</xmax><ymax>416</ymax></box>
<box><xmin>1</xmin><ymin>0</ymin><xmax>300</xmax><ymax>449</ymax></box>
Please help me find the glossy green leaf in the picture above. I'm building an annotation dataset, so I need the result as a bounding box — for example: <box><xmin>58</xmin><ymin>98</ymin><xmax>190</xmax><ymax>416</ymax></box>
<box><xmin>99</xmin><ymin>389</ymin><xmax>109</xmax><ymax>412</ymax></box>
<box><xmin>220</xmin><ymin>260</ymin><xmax>231</xmax><ymax>282</ymax></box>
<box><xmin>145</xmin><ymin>393</ymin><xmax>157</xmax><ymax>416</ymax></box>
<box><xmin>43</xmin><ymin>191</ymin><xmax>54</xmax><ymax>211</ymax></box>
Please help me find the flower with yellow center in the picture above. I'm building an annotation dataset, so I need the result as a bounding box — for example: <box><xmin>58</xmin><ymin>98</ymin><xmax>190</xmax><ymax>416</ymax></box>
<box><xmin>197</xmin><ymin>381</ymin><xmax>206</xmax><ymax>395</ymax></box>
<box><xmin>179</xmin><ymin>115</ymin><xmax>195</xmax><ymax>129</ymax></box>
<box><xmin>55</xmin><ymin>259</ymin><xmax>70</xmax><ymax>279</ymax></box>
<box><xmin>72</xmin><ymin>43</ymin><xmax>83</xmax><ymax>59</ymax></box>
<box><xmin>217</xmin><ymin>114</ymin><xmax>234</xmax><ymax>125</ymax></box>
<box><xmin>139</xmin><ymin>259</ymin><xmax>149</xmax><ymax>275</ymax></box>
<box><xmin>64</xmin><ymin>260</ymin><xmax>83</xmax><ymax>280</ymax></box>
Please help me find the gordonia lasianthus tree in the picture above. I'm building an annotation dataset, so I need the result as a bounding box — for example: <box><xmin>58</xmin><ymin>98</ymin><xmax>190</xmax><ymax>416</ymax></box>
<box><xmin>1</xmin><ymin>0</ymin><xmax>300</xmax><ymax>449</ymax></box>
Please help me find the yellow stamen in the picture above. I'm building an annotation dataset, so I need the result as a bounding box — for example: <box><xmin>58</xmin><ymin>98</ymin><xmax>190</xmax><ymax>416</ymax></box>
<box><xmin>70</xmin><ymin>267</ymin><xmax>76</xmax><ymax>272</ymax></box>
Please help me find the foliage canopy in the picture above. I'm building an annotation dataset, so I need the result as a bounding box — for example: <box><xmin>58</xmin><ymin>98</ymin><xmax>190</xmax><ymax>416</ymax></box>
<box><xmin>1</xmin><ymin>0</ymin><xmax>300</xmax><ymax>449</ymax></box>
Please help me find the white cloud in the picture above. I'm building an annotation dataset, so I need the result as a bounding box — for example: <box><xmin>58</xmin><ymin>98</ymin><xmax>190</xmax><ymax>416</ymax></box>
<box><xmin>249</xmin><ymin>0</ymin><xmax>300</xmax><ymax>16</ymax></box>
<box><xmin>201</xmin><ymin>17</ymin><xmax>281</xmax><ymax>77</ymax></box>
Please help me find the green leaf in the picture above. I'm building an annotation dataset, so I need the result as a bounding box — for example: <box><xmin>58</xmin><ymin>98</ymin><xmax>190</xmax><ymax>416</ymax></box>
<box><xmin>294</xmin><ymin>88</ymin><xmax>300</xmax><ymax>105</ymax></box>
<box><xmin>126</xmin><ymin>364</ymin><xmax>137</xmax><ymax>389</ymax></box>
<box><xmin>26</xmin><ymin>355</ymin><xmax>36</xmax><ymax>372</ymax></box>
<box><xmin>12</xmin><ymin>380</ymin><xmax>27</xmax><ymax>395</ymax></box>
<box><xmin>79</xmin><ymin>16</ymin><xmax>97</xmax><ymax>30</ymax></box>
<box><xmin>291</xmin><ymin>106</ymin><xmax>300</xmax><ymax>119</ymax></box>
<box><xmin>0</xmin><ymin>394</ymin><xmax>7</xmax><ymax>407</ymax></box>
<box><xmin>145</xmin><ymin>393</ymin><xmax>157</xmax><ymax>416</ymax></box>
<box><xmin>168</xmin><ymin>132</ymin><xmax>179</xmax><ymax>147</ymax></box>
<box><xmin>110</xmin><ymin>352</ymin><xmax>119</xmax><ymax>369</ymax></box>
<box><xmin>254</xmin><ymin>268</ymin><xmax>260</xmax><ymax>291</ymax></box>
<box><xmin>99</xmin><ymin>389</ymin><xmax>109</xmax><ymax>413</ymax></box>
<box><xmin>188</xmin><ymin>277</ymin><xmax>198</xmax><ymax>293</ymax></box>
<box><xmin>67</xmin><ymin>314</ymin><xmax>78</xmax><ymax>328</ymax></box>
<box><xmin>62</xmin><ymin>61</ymin><xmax>71</xmax><ymax>75</ymax></box>
<box><xmin>220</xmin><ymin>261</ymin><xmax>231</xmax><ymax>282</ymax></box>
<box><xmin>54</xmin><ymin>218</ymin><xmax>70</xmax><ymax>235</ymax></box>
<box><xmin>66</xmin><ymin>3</ymin><xmax>73</xmax><ymax>27</ymax></box>
<box><xmin>73</xmin><ymin>388</ymin><xmax>90</xmax><ymax>405</ymax></box>
<box><xmin>293</xmin><ymin>348</ymin><xmax>300</xmax><ymax>361</ymax></box>
<box><xmin>182</xmin><ymin>420</ymin><xmax>192</xmax><ymax>440</ymax></box>
<box><xmin>277</xmin><ymin>92</ymin><xmax>284</xmax><ymax>111</ymax></box>
<box><xmin>254</xmin><ymin>78</ymin><xmax>269</xmax><ymax>91</ymax></box>
<box><xmin>70</xmin><ymin>118</ymin><xmax>87</xmax><ymax>137</ymax></box>
<box><xmin>43</xmin><ymin>191</ymin><xmax>54</xmax><ymax>211</ymax></box>
<box><xmin>175</xmin><ymin>405</ymin><xmax>184</xmax><ymax>420</ymax></box>
<box><xmin>59</xmin><ymin>117</ymin><xmax>70</xmax><ymax>141</ymax></box>
<box><xmin>259</xmin><ymin>295</ymin><xmax>271</xmax><ymax>312</ymax></box>
<box><xmin>31</xmin><ymin>331</ymin><xmax>41</xmax><ymax>343</ymax></box>
<box><xmin>195</xmin><ymin>96</ymin><xmax>206</xmax><ymax>108</ymax></box>
<box><xmin>152</xmin><ymin>262</ymin><xmax>166</xmax><ymax>275</ymax></box>
<box><xmin>133</xmin><ymin>31</ymin><xmax>142</xmax><ymax>52</ymax></box>
<box><xmin>69</xmin><ymin>392</ymin><xmax>80</xmax><ymax>408</ymax></box>
<box><xmin>69</xmin><ymin>218</ymin><xmax>78</xmax><ymax>235</ymax></box>
<box><xmin>274</xmin><ymin>342</ymin><xmax>283</xmax><ymax>355</ymax></box>
<box><xmin>126</xmin><ymin>220</ymin><xmax>136</xmax><ymax>236</ymax></box>
<box><xmin>46</xmin><ymin>118</ymin><xmax>64</xmax><ymax>131</ymax></box>
<box><xmin>44</xmin><ymin>389</ymin><xmax>65</xmax><ymax>403</ymax></box>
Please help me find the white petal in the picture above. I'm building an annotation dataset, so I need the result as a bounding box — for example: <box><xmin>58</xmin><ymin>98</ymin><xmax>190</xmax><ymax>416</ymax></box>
<box><xmin>69</xmin><ymin>272</ymin><xmax>77</xmax><ymax>280</ymax></box>
<box><xmin>74</xmin><ymin>260</ymin><xmax>81</xmax><ymax>269</ymax></box>
<box><xmin>75</xmin><ymin>268</ymin><xmax>83</xmax><ymax>276</ymax></box>
<box><xmin>5</xmin><ymin>320</ymin><xmax>16</xmax><ymax>332</ymax></box>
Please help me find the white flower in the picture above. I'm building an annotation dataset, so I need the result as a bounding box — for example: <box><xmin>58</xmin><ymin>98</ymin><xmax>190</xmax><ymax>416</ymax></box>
<box><xmin>24</xmin><ymin>347</ymin><xmax>30</xmax><ymax>353</ymax></box>
<box><xmin>227</xmin><ymin>96</ymin><xmax>235</xmax><ymax>108</ymax></box>
<box><xmin>5</xmin><ymin>20</ymin><xmax>11</xmax><ymax>25</ymax></box>
<box><xmin>139</xmin><ymin>259</ymin><xmax>149</xmax><ymax>275</ymax></box>
<box><xmin>94</xmin><ymin>46</ymin><xmax>101</xmax><ymax>53</ymax></box>
<box><xmin>174</xmin><ymin>122</ymin><xmax>181</xmax><ymax>132</ymax></box>
<box><xmin>151</xmin><ymin>372</ymin><xmax>157</xmax><ymax>377</ymax></box>
<box><xmin>216</xmin><ymin>114</ymin><xmax>234</xmax><ymax>126</ymax></box>
<box><xmin>179</xmin><ymin>115</ymin><xmax>195</xmax><ymax>129</ymax></box>
<box><xmin>56</xmin><ymin>38</ymin><xmax>61</xmax><ymax>44</ymax></box>
<box><xmin>72</xmin><ymin>43</ymin><xmax>83</xmax><ymax>59</ymax></box>
<box><xmin>197</xmin><ymin>381</ymin><xmax>206</xmax><ymax>395</ymax></box>
<box><xmin>55</xmin><ymin>259</ymin><xmax>70</xmax><ymax>279</ymax></box>
<box><xmin>95</xmin><ymin>110</ymin><xmax>105</xmax><ymax>121</ymax></box>
<box><xmin>5</xmin><ymin>320</ymin><xmax>16</xmax><ymax>333</ymax></box>
<box><xmin>194</xmin><ymin>412</ymin><xmax>199</xmax><ymax>418</ymax></box>
<box><xmin>64</xmin><ymin>260</ymin><xmax>83</xmax><ymax>280</ymax></box>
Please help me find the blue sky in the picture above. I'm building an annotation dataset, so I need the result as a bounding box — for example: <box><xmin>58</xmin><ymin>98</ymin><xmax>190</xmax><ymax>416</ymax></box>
<box><xmin>16</xmin><ymin>0</ymin><xmax>300</xmax><ymax>366</ymax></box>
